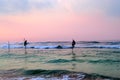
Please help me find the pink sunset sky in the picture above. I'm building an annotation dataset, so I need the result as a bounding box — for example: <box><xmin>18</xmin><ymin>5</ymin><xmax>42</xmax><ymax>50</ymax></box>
<box><xmin>0</xmin><ymin>0</ymin><xmax>120</xmax><ymax>42</ymax></box>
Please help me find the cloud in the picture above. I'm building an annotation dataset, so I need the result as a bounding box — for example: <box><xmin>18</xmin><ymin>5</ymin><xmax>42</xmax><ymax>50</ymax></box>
<box><xmin>28</xmin><ymin>0</ymin><xmax>57</xmax><ymax>10</ymax></box>
<box><xmin>0</xmin><ymin>0</ymin><xmax>30</xmax><ymax>14</ymax></box>
<box><xmin>106</xmin><ymin>0</ymin><xmax>120</xmax><ymax>16</ymax></box>
<box><xmin>0</xmin><ymin>0</ymin><xmax>57</xmax><ymax>14</ymax></box>
<box><xmin>71</xmin><ymin>0</ymin><xmax>120</xmax><ymax>17</ymax></box>
<box><xmin>0</xmin><ymin>0</ymin><xmax>120</xmax><ymax>17</ymax></box>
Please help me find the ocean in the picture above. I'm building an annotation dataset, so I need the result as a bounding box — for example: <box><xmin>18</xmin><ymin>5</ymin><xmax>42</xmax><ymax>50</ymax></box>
<box><xmin>0</xmin><ymin>41</ymin><xmax>120</xmax><ymax>80</ymax></box>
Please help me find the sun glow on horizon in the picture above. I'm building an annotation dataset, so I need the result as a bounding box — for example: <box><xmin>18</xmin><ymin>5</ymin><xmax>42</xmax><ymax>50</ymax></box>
<box><xmin>0</xmin><ymin>0</ymin><xmax>120</xmax><ymax>42</ymax></box>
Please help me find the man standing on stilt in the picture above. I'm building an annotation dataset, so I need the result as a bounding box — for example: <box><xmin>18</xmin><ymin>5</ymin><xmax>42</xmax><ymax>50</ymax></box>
<box><xmin>24</xmin><ymin>39</ymin><xmax>28</xmax><ymax>49</ymax></box>
<box><xmin>72</xmin><ymin>39</ymin><xmax>76</xmax><ymax>49</ymax></box>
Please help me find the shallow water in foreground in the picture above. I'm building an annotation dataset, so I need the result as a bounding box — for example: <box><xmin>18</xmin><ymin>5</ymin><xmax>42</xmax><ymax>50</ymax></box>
<box><xmin>0</xmin><ymin>48</ymin><xmax>120</xmax><ymax>79</ymax></box>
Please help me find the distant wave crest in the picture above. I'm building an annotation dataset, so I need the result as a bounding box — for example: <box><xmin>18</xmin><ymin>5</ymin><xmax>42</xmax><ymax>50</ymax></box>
<box><xmin>0</xmin><ymin>41</ymin><xmax>120</xmax><ymax>49</ymax></box>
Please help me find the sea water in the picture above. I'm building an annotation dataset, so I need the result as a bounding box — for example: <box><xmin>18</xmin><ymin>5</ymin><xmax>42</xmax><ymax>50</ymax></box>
<box><xmin>0</xmin><ymin>41</ymin><xmax>120</xmax><ymax>79</ymax></box>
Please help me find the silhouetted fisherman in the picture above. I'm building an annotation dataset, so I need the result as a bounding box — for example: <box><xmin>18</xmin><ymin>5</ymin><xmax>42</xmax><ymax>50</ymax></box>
<box><xmin>24</xmin><ymin>39</ymin><xmax>28</xmax><ymax>49</ymax></box>
<box><xmin>72</xmin><ymin>40</ymin><xmax>76</xmax><ymax>49</ymax></box>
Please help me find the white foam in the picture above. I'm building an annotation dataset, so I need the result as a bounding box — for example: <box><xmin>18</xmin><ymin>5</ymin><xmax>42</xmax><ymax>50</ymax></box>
<box><xmin>1</xmin><ymin>74</ymin><xmax>86</xmax><ymax>80</ymax></box>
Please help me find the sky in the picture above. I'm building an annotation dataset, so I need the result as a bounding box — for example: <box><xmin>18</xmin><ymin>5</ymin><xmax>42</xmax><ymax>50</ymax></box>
<box><xmin>0</xmin><ymin>0</ymin><xmax>120</xmax><ymax>42</ymax></box>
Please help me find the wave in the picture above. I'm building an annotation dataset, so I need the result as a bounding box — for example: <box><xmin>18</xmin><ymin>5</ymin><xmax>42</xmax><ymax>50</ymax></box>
<box><xmin>47</xmin><ymin>59</ymin><xmax>71</xmax><ymax>63</ymax></box>
<box><xmin>1</xmin><ymin>69</ymin><xmax>120</xmax><ymax>80</ymax></box>
<box><xmin>23</xmin><ymin>69</ymin><xmax>120</xmax><ymax>79</ymax></box>
<box><xmin>1</xmin><ymin>45</ymin><xmax>120</xmax><ymax>49</ymax></box>
<box><xmin>47</xmin><ymin>58</ymin><xmax>120</xmax><ymax>64</ymax></box>
<box><xmin>0</xmin><ymin>41</ymin><xmax>120</xmax><ymax>49</ymax></box>
<box><xmin>88</xmin><ymin>59</ymin><xmax>120</xmax><ymax>64</ymax></box>
<box><xmin>24</xmin><ymin>69</ymin><xmax>71</xmax><ymax>75</ymax></box>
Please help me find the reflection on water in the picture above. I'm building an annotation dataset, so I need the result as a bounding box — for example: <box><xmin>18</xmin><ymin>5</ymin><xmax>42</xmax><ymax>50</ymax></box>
<box><xmin>24</xmin><ymin>53</ymin><xmax>28</xmax><ymax>70</ymax></box>
<box><xmin>0</xmin><ymin>48</ymin><xmax>120</xmax><ymax>78</ymax></box>
<box><xmin>25</xmin><ymin>48</ymin><xmax>27</xmax><ymax>54</ymax></box>
<box><xmin>24</xmin><ymin>48</ymin><xmax>28</xmax><ymax>69</ymax></box>
<box><xmin>71</xmin><ymin>50</ymin><xmax>76</xmax><ymax>70</ymax></box>
<box><xmin>71</xmin><ymin>50</ymin><xmax>76</xmax><ymax>61</ymax></box>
